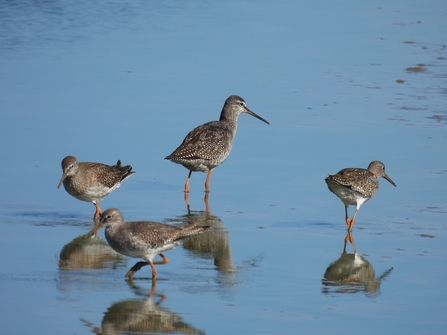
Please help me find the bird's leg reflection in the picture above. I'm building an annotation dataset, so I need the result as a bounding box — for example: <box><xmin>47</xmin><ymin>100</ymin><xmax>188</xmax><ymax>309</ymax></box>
<box><xmin>205</xmin><ymin>168</ymin><xmax>213</xmax><ymax>192</ymax></box>
<box><xmin>148</xmin><ymin>278</ymin><xmax>157</xmax><ymax>298</ymax></box>
<box><xmin>185</xmin><ymin>187</ymin><xmax>211</xmax><ymax>214</ymax></box>
<box><xmin>83</xmin><ymin>217</ymin><xmax>101</xmax><ymax>238</ymax></box>
<box><xmin>344</xmin><ymin>231</ymin><xmax>357</xmax><ymax>254</ymax></box>
<box><xmin>149</xmin><ymin>282</ymin><xmax>167</xmax><ymax>302</ymax></box>
<box><xmin>184</xmin><ymin>191</ymin><xmax>190</xmax><ymax>208</ymax></box>
<box><xmin>204</xmin><ymin>192</ymin><xmax>210</xmax><ymax>215</ymax></box>
<box><xmin>126</xmin><ymin>277</ymin><xmax>166</xmax><ymax>300</ymax></box>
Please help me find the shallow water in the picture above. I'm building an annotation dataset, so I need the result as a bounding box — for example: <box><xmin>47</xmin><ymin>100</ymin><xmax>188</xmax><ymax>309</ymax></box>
<box><xmin>0</xmin><ymin>0</ymin><xmax>446</xmax><ymax>334</ymax></box>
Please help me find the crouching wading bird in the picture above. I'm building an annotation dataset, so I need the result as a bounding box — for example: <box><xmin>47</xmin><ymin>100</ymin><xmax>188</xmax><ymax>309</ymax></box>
<box><xmin>165</xmin><ymin>95</ymin><xmax>269</xmax><ymax>193</ymax></box>
<box><xmin>325</xmin><ymin>160</ymin><xmax>396</xmax><ymax>231</ymax></box>
<box><xmin>94</xmin><ymin>208</ymin><xmax>210</xmax><ymax>279</ymax></box>
<box><xmin>57</xmin><ymin>156</ymin><xmax>134</xmax><ymax>219</ymax></box>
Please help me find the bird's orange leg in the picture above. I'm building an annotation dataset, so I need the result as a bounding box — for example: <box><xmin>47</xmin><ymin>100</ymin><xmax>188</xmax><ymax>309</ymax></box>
<box><xmin>205</xmin><ymin>169</ymin><xmax>213</xmax><ymax>193</ymax></box>
<box><xmin>153</xmin><ymin>254</ymin><xmax>169</xmax><ymax>265</ymax></box>
<box><xmin>184</xmin><ymin>191</ymin><xmax>190</xmax><ymax>208</ymax></box>
<box><xmin>149</xmin><ymin>261</ymin><xmax>157</xmax><ymax>279</ymax></box>
<box><xmin>150</xmin><ymin>254</ymin><xmax>169</xmax><ymax>279</ymax></box>
<box><xmin>93</xmin><ymin>202</ymin><xmax>102</xmax><ymax>220</ymax></box>
<box><xmin>184</xmin><ymin>171</ymin><xmax>192</xmax><ymax>193</ymax></box>
<box><xmin>204</xmin><ymin>192</ymin><xmax>210</xmax><ymax>215</ymax></box>
<box><xmin>344</xmin><ymin>205</ymin><xmax>352</xmax><ymax>228</ymax></box>
<box><xmin>348</xmin><ymin>209</ymin><xmax>360</xmax><ymax>232</ymax></box>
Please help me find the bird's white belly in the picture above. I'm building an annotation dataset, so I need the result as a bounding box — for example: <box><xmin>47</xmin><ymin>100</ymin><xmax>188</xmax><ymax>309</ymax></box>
<box><xmin>333</xmin><ymin>188</ymin><xmax>368</xmax><ymax>206</ymax></box>
<box><xmin>72</xmin><ymin>184</ymin><xmax>119</xmax><ymax>202</ymax></box>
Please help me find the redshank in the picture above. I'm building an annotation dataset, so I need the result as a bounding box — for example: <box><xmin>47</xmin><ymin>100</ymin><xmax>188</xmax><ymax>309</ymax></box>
<box><xmin>95</xmin><ymin>208</ymin><xmax>210</xmax><ymax>279</ymax></box>
<box><xmin>325</xmin><ymin>160</ymin><xmax>396</xmax><ymax>231</ymax></box>
<box><xmin>165</xmin><ymin>95</ymin><xmax>269</xmax><ymax>193</ymax></box>
<box><xmin>57</xmin><ymin>156</ymin><xmax>134</xmax><ymax>219</ymax></box>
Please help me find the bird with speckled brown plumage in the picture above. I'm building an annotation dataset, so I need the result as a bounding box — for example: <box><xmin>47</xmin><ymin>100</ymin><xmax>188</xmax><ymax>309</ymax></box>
<box><xmin>325</xmin><ymin>160</ymin><xmax>396</xmax><ymax>232</ymax></box>
<box><xmin>165</xmin><ymin>95</ymin><xmax>269</xmax><ymax>193</ymax></box>
<box><xmin>57</xmin><ymin>156</ymin><xmax>134</xmax><ymax>219</ymax></box>
<box><xmin>94</xmin><ymin>208</ymin><xmax>210</xmax><ymax>280</ymax></box>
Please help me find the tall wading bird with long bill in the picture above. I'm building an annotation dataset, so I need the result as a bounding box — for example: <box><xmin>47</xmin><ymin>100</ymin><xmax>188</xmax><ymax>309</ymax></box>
<box><xmin>325</xmin><ymin>160</ymin><xmax>396</xmax><ymax>232</ymax></box>
<box><xmin>57</xmin><ymin>156</ymin><xmax>134</xmax><ymax>220</ymax></box>
<box><xmin>165</xmin><ymin>95</ymin><xmax>269</xmax><ymax>194</ymax></box>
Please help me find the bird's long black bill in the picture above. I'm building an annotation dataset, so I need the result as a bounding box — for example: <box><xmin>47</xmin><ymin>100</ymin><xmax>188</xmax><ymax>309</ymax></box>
<box><xmin>383</xmin><ymin>173</ymin><xmax>397</xmax><ymax>187</ymax></box>
<box><xmin>245</xmin><ymin>109</ymin><xmax>270</xmax><ymax>125</ymax></box>
<box><xmin>57</xmin><ymin>173</ymin><xmax>67</xmax><ymax>189</ymax></box>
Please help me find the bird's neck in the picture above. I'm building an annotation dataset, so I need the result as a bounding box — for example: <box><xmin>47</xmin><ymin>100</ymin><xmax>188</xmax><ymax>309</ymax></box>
<box><xmin>105</xmin><ymin>223</ymin><xmax>120</xmax><ymax>235</ymax></box>
<box><xmin>219</xmin><ymin>111</ymin><xmax>238</xmax><ymax>126</ymax></box>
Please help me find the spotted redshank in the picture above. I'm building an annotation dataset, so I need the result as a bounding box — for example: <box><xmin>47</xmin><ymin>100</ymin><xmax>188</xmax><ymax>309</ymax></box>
<box><xmin>57</xmin><ymin>156</ymin><xmax>134</xmax><ymax>219</ymax></box>
<box><xmin>325</xmin><ymin>160</ymin><xmax>396</xmax><ymax>231</ymax></box>
<box><xmin>95</xmin><ymin>208</ymin><xmax>210</xmax><ymax>279</ymax></box>
<box><xmin>165</xmin><ymin>95</ymin><xmax>269</xmax><ymax>193</ymax></box>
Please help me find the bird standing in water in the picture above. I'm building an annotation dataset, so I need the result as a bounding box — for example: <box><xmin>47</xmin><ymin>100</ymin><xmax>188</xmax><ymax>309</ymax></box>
<box><xmin>165</xmin><ymin>95</ymin><xmax>269</xmax><ymax>193</ymax></box>
<box><xmin>325</xmin><ymin>160</ymin><xmax>396</xmax><ymax>231</ymax></box>
<box><xmin>58</xmin><ymin>156</ymin><xmax>134</xmax><ymax>220</ymax></box>
<box><xmin>95</xmin><ymin>208</ymin><xmax>210</xmax><ymax>280</ymax></box>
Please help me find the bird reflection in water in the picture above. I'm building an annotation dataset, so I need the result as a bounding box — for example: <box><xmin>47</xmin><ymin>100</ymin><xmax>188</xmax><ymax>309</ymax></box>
<box><xmin>82</xmin><ymin>281</ymin><xmax>205</xmax><ymax>335</ymax></box>
<box><xmin>57</xmin><ymin>234</ymin><xmax>126</xmax><ymax>296</ymax></box>
<box><xmin>59</xmin><ymin>235</ymin><xmax>125</xmax><ymax>271</ymax></box>
<box><xmin>322</xmin><ymin>232</ymin><xmax>393</xmax><ymax>297</ymax></box>
<box><xmin>167</xmin><ymin>195</ymin><xmax>236</xmax><ymax>279</ymax></box>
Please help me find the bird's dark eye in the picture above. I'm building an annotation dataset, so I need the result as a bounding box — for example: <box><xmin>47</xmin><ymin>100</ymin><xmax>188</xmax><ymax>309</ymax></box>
<box><xmin>107</xmin><ymin>215</ymin><xmax>112</xmax><ymax>219</ymax></box>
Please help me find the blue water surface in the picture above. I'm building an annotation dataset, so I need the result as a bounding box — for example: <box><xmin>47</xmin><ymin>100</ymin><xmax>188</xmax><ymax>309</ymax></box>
<box><xmin>0</xmin><ymin>0</ymin><xmax>446</xmax><ymax>334</ymax></box>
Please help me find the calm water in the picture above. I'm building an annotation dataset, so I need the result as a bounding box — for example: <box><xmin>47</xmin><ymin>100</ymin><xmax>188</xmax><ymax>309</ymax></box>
<box><xmin>0</xmin><ymin>0</ymin><xmax>446</xmax><ymax>334</ymax></box>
